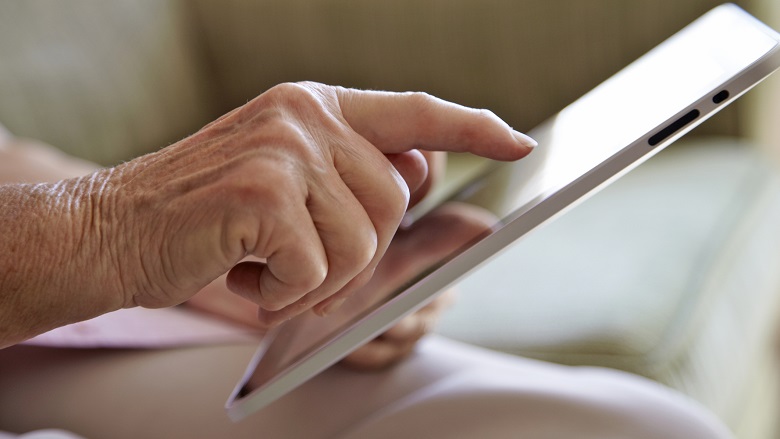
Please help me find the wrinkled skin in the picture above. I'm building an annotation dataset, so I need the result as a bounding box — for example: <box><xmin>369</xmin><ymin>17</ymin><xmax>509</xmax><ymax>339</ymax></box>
<box><xmin>0</xmin><ymin>82</ymin><xmax>534</xmax><ymax>348</ymax></box>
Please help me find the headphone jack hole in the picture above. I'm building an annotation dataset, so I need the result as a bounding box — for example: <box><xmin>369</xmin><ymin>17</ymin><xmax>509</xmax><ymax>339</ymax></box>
<box><xmin>713</xmin><ymin>90</ymin><xmax>729</xmax><ymax>104</ymax></box>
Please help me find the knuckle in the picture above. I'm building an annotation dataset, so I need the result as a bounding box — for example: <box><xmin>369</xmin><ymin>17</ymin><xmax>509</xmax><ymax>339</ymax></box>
<box><xmin>264</xmin><ymin>82</ymin><xmax>323</xmax><ymax>114</ymax></box>
<box><xmin>332</xmin><ymin>222</ymin><xmax>377</xmax><ymax>274</ymax></box>
<box><xmin>404</xmin><ymin>91</ymin><xmax>435</xmax><ymax>110</ymax></box>
<box><xmin>353</xmin><ymin>226</ymin><xmax>379</xmax><ymax>268</ymax></box>
<box><xmin>265</xmin><ymin>82</ymin><xmax>308</xmax><ymax>100</ymax></box>
<box><xmin>406</xmin><ymin>91</ymin><xmax>436</xmax><ymax>116</ymax></box>
<box><xmin>388</xmin><ymin>177</ymin><xmax>411</xmax><ymax>216</ymax></box>
<box><xmin>295</xmin><ymin>80</ymin><xmax>328</xmax><ymax>93</ymax></box>
<box><xmin>265</xmin><ymin>119</ymin><xmax>316</xmax><ymax>158</ymax></box>
<box><xmin>474</xmin><ymin>108</ymin><xmax>501</xmax><ymax>127</ymax></box>
<box><xmin>370</xmin><ymin>174</ymin><xmax>410</xmax><ymax>228</ymax></box>
<box><xmin>299</xmin><ymin>262</ymin><xmax>328</xmax><ymax>292</ymax></box>
<box><xmin>342</xmin><ymin>247</ymin><xmax>375</xmax><ymax>279</ymax></box>
<box><xmin>263</xmin><ymin>116</ymin><xmax>301</xmax><ymax>138</ymax></box>
<box><xmin>248</xmin><ymin>110</ymin><xmax>325</xmax><ymax>165</ymax></box>
<box><xmin>401</xmin><ymin>91</ymin><xmax>438</xmax><ymax>138</ymax></box>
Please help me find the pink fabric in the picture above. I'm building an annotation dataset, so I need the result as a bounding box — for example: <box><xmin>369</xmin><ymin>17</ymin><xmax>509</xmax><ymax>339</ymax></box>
<box><xmin>23</xmin><ymin>307</ymin><xmax>260</xmax><ymax>349</ymax></box>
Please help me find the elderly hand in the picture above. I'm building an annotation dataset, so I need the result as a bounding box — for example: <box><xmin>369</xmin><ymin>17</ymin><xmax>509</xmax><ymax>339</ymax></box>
<box><xmin>0</xmin><ymin>82</ymin><xmax>534</xmax><ymax>347</ymax></box>
<box><xmin>188</xmin><ymin>202</ymin><xmax>496</xmax><ymax>370</ymax></box>
<box><xmin>187</xmin><ymin>151</ymin><xmax>489</xmax><ymax>370</ymax></box>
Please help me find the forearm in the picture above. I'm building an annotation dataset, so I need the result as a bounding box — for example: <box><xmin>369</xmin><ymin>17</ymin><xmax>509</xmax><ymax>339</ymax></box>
<box><xmin>0</xmin><ymin>176</ymin><xmax>123</xmax><ymax>348</ymax></box>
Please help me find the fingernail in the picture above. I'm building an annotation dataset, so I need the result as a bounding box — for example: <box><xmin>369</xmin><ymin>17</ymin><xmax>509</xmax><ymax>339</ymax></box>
<box><xmin>513</xmin><ymin>131</ymin><xmax>537</xmax><ymax>149</ymax></box>
<box><xmin>321</xmin><ymin>298</ymin><xmax>347</xmax><ymax>316</ymax></box>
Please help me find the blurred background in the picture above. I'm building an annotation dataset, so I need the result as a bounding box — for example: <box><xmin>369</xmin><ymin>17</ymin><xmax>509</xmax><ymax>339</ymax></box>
<box><xmin>0</xmin><ymin>0</ymin><xmax>776</xmax><ymax>165</ymax></box>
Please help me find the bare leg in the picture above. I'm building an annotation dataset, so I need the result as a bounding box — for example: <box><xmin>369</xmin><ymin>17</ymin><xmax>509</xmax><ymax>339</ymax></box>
<box><xmin>0</xmin><ymin>337</ymin><xmax>732</xmax><ymax>439</ymax></box>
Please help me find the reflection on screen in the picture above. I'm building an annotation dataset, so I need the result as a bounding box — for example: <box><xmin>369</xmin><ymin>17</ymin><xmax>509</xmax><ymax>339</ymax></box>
<box><xmin>236</xmin><ymin>6</ymin><xmax>778</xmax><ymax>403</ymax></box>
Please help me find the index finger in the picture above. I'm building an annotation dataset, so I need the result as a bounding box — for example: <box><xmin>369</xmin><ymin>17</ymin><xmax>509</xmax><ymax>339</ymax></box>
<box><xmin>334</xmin><ymin>87</ymin><xmax>537</xmax><ymax>160</ymax></box>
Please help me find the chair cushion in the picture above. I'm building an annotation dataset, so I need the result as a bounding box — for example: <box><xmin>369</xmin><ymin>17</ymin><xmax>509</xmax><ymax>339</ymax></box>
<box><xmin>191</xmin><ymin>0</ymin><xmax>748</xmax><ymax>138</ymax></box>
<box><xmin>436</xmin><ymin>139</ymin><xmax>780</xmax><ymax>434</ymax></box>
<box><xmin>0</xmin><ymin>1</ymin><xmax>216</xmax><ymax>165</ymax></box>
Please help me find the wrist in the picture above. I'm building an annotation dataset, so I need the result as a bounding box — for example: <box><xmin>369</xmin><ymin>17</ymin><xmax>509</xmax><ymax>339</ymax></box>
<box><xmin>0</xmin><ymin>172</ymin><xmax>125</xmax><ymax>346</ymax></box>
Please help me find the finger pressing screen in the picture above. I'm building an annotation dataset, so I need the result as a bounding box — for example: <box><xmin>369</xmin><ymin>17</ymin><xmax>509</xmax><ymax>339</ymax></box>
<box><xmin>334</xmin><ymin>87</ymin><xmax>536</xmax><ymax>160</ymax></box>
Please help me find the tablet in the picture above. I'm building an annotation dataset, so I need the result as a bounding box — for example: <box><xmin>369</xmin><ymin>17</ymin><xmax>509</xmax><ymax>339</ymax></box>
<box><xmin>226</xmin><ymin>3</ymin><xmax>780</xmax><ymax>421</ymax></box>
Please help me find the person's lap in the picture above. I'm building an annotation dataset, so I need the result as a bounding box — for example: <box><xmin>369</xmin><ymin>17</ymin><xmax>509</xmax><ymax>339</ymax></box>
<box><xmin>0</xmin><ymin>336</ymin><xmax>732</xmax><ymax>439</ymax></box>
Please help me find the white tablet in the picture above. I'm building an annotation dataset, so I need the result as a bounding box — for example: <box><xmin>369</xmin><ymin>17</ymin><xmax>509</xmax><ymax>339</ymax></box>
<box><xmin>226</xmin><ymin>4</ymin><xmax>780</xmax><ymax>421</ymax></box>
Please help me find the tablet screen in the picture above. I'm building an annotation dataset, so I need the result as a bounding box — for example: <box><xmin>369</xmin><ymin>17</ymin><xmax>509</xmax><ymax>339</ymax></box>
<box><xmin>229</xmin><ymin>4</ymin><xmax>780</xmax><ymax>416</ymax></box>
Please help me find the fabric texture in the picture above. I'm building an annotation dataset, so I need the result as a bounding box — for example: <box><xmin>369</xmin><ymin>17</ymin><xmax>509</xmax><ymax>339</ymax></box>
<box><xmin>191</xmin><ymin>0</ymin><xmax>750</xmax><ymax>138</ymax></box>
<box><xmin>23</xmin><ymin>307</ymin><xmax>260</xmax><ymax>349</ymax></box>
<box><xmin>0</xmin><ymin>1</ymin><xmax>216</xmax><ymax>165</ymax></box>
<box><xmin>0</xmin><ymin>0</ymin><xmax>755</xmax><ymax>167</ymax></box>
